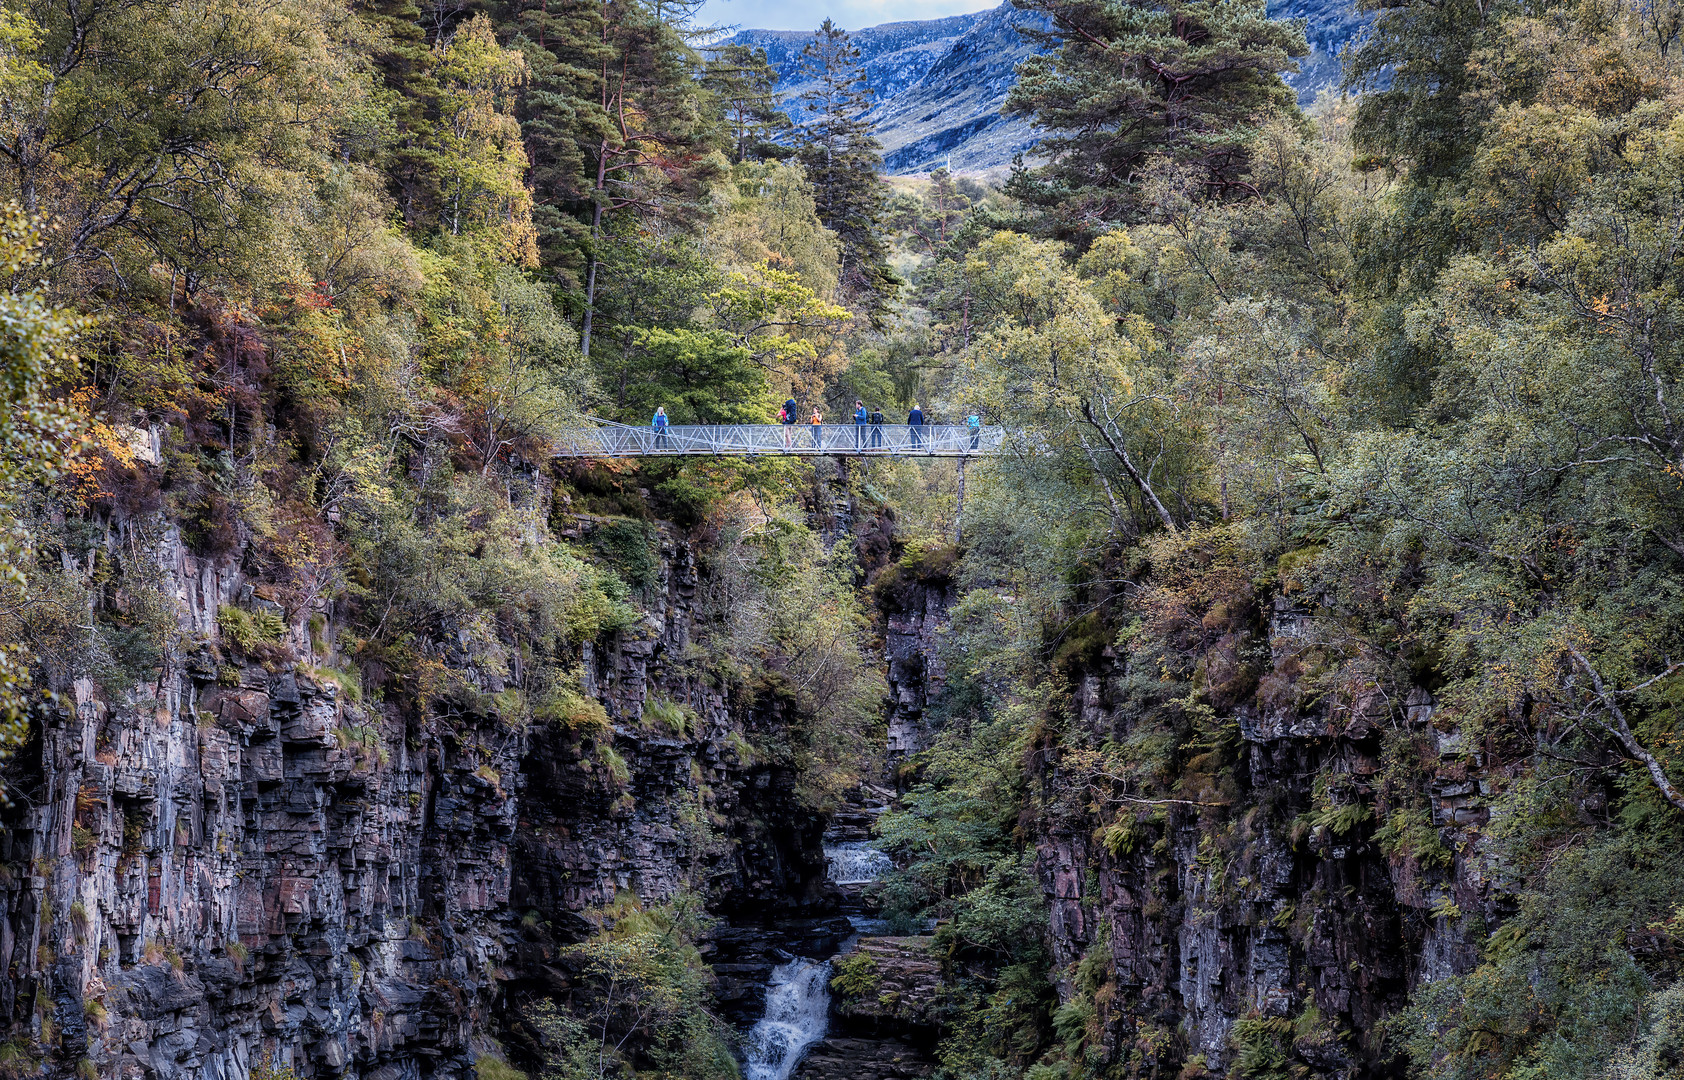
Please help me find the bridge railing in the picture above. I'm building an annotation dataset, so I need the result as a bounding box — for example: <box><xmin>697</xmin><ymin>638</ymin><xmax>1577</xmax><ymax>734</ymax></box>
<box><xmin>554</xmin><ymin>421</ymin><xmax>1004</xmax><ymax>457</ymax></box>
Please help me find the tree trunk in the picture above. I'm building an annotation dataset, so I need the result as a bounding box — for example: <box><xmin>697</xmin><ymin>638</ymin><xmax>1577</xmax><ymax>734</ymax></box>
<box><xmin>1082</xmin><ymin>402</ymin><xmax>1177</xmax><ymax>532</ymax></box>
<box><xmin>580</xmin><ymin>144</ymin><xmax>608</xmax><ymax>359</ymax></box>
<box><xmin>1569</xmin><ymin>648</ymin><xmax>1684</xmax><ymax>812</ymax></box>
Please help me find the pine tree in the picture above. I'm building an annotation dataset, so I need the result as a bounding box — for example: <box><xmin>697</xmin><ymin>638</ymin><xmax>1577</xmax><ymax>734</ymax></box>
<box><xmin>491</xmin><ymin>0</ymin><xmax>724</xmax><ymax>355</ymax></box>
<box><xmin>792</xmin><ymin>20</ymin><xmax>895</xmax><ymax>314</ymax></box>
<box><xmin>1003</xmin><ymin>0</ymin><xmax>1307</xmax><ymax>231</ymax></box>
<box><xmin>502</xmin><ymin>0</ymin><xmax>613</xmax><ymax>290</ymax></box>
<box><xmin>1342</xmin><ymin>0</ymin><xmax>1495</xmax><ymax>181</ymax></box>
<box><xmin>359</xmin><ymin>0</ymin><xmax>448</xmax><ymax>229</ymax></box>
<box><xmin>703</xmin><ymin>44</ymin><xmax>792</xmax><ymax>164</ymax></box>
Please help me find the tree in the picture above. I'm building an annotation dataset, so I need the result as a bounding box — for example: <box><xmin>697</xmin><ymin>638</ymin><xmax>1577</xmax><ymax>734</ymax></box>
<box><xmin>429</xmin><ymin>15</ymin><xmax>538</xmax><ymax>262</ymax></box>
<box><xmin>497</xmin><ymin>0</ymin><xmax>722</xmax><ymax>357</ymax></box>
<box><xmin>702</xmin><ymin>44</ymin><xmax>791</xmax><ymax>164</ymax></box>
<box><xmin>1003</xmin><ymin>0</ymin><xmax>1307</xmax><ymax>233</ymax></box>
<box><xmin>957</xmin><ymin>230</ymin><xmax>1194</xmax><ymax>534</ymax></box>
<box><xmin>0</xmin><ymin>209</ymin><xmax>86</xmax><ymax>781</ymax></box>
<box><xmin>792</xmin><ymin>19</ymin><xmax>895</xmax><ymax>315</ymax></box>
<box><xmin>1342</xmin><ymin>0</ymin><xmax>1499</xmax><ymax>180</ymax></box>
<box><xmin>893</xmin><ymin>166</ymin><xmax>973</xmax><ymax>257</ymax></box>
<box><xmin>0</xmin><ymin>0</ymin><xmax>352</xmax><ymax>289</ymax></box>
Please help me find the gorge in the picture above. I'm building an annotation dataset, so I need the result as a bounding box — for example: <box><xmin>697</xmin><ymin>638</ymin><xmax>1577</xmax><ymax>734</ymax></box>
<box><xmin>0</xmin><ymin>0</ymin><xmax>1681</xmax><ymax>1076</ymax></box>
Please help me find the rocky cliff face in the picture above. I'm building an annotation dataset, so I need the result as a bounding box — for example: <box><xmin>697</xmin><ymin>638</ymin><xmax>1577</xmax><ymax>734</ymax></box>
<box><xmin>728</xmin><ymin>0</ymin><xmax>1367</xmax><ymax>175</ymax></box>
<box><xmin>869</xmin><ymin>562</ymin><xmax>1499</xmax><ymax>1078</ymax></box>
<box><xmin>0</xmin><ymin>503</ymin><xmax>829</xmax><ymax>1080</ymax></box>
<box><xmin>1033</xmin><ymin>599</ymin><xmax>1493</xmax><ymax>1076</ymax></box>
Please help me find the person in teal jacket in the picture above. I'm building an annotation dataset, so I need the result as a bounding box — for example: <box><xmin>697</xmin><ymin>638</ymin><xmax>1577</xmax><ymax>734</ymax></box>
<box><xmin>652</xmin><ymin>406</ymin><xmax>669</xmax><ymax>449</ymax></box>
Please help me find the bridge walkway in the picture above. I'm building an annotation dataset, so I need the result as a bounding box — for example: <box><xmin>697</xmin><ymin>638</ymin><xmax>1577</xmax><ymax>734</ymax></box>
<box><xmin>554</xmin><ymin>421</ymin><xmax>1002</xmax><ymax>458</ymax></box>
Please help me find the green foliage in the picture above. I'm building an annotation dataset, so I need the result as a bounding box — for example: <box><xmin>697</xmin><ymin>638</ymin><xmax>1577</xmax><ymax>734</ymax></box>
<box><xmin>793</xmin><ymin>20</ymin><xmax>895</xmax><ymax>314</ymax></box>
<box><xmin>1004</xmin><ymin>0</ymin><xmax>1308</xmax><ymax>231</ymax></box>
<box><xmin>471</xmin><ymin>1055</ymin><xmax>528</xmax><ymax>1080</ymax></box>
<box><xmin>641</xmin><ymin>697</ymin><xmax>689</xmax><ymax>738</ymax></box>
<box><xmin>521</xmin><ymin>998</ymin><xmax>596</xmax><ymax>1080</ymax></box>
<box><xmin>217</xmin><ymin>606</ymin><xmax>287</xmax><ymax>654</ymax></box>
<box><xmin>693</xmin><ymin>512</ymin><xmax>884</xmax><ymax>809</ymax></box>
<box><xmin>1396</xmin><ymin>829</ymin><xmax>1684</xmax><ymax>1080</ymax></box>
<box><xmin>1605</xmin><ymin>981</ymin><xmax>1684</xmax><ymax>1080</ymax></box>
<box><xmin>829</xmin><ymin>950</ymin><xmax>881</xmax><ymax>1000</ymax></box>
<box><xmin>703</xmin><ymin>44</ymin><xmax>792</xmax><ymax>165</ymax></box>
<box><xmin>593</xmin><ymin>519</ymin><xmax>659</xmax><ymax>592</ymax></box>
<box><xmin>1375</xmin><ymin>808</ymin><xmax>1453</xmax><ymax>870</ymax></box>
<box><xmin>552</xmin><ymin>893</ymin><xmax>737</xmax><ymax>1079</ymax></box>
<box><xmin>0</xmin><ymin>208</ymin><xmax>86</xmax><ymax>777</ymax></box>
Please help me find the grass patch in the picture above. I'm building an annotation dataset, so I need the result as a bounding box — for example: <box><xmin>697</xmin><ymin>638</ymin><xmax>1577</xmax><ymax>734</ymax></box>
<box><xmin>217</xmin><ymin>605</ymin><xmax>286</xmax><ymax>653</ymax></box>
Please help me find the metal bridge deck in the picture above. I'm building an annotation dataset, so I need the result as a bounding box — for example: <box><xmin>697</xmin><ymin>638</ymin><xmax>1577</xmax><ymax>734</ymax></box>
<box><xmin>554</xmin><ymin>421</ymin><xmax>1001</xmax><ymax>458</ymax></box>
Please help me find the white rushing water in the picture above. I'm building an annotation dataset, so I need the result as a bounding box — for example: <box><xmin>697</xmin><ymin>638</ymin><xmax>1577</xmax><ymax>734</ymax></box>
<box><xmin>742</xmin><ymin>957</ymin><xmax>832</xmax><ymax>1080</ymax></box>
<box><xmin>824</xmin><ymin>840</ymin><xmax>893</xmax><ymax>885</ymax></box>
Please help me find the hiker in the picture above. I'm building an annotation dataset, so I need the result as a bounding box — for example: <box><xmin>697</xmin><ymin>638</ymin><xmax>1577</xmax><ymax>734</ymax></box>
<box><xmin>966</xmin><ymin>411</ymin><xmax>981</xmax><ymax>452</ymax></box>
<box><xmin>810</xmin><ymin>406</ymin><xmax>823</xmax><ymax>448</ymax></box>
<box><xmin>781</xmin><ymin>395</ymin><xmax>797</xmax><ymax>448</ymax></box>
<box><xmin>907</xmin><ymin>403</ymin><xmax>924</xmax><ymax>450</ymax></box>
<box><xmin>652</xmin><ymin>406</ymin><xmax>669</xmax><ymax>449</ymax></box>
<box><xmin>869</xmin><ymin>405</ymin><xmax>884</xmax><ymax>448</ymax></box>
<box><xmin>853</xmin><ymin>399</ymin><xmax>868</xmax><ymax>448</ymax></box>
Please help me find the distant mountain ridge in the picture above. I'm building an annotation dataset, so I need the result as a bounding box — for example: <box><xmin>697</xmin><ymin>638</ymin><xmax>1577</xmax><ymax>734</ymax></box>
<box><xmin>724</xmin><ymin>0</ymin><xmax>1365</xmax><ymax>175</ymax></box>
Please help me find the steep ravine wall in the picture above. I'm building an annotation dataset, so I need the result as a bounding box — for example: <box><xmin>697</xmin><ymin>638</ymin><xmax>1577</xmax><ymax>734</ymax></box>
<box><xmin>0</xmin><ymin>510</ymin><xmax>828</xmax><ymax>1080</ymax></box>
<box><xmin>1036</xmin><ymin>596</ymin><xmax>1497</xmax><ymax>1077</ymax></box>
<box><xmin>878</xmin><ymin>567</ymin><xmax>1502</xmax><ymax>1078</ymax></box>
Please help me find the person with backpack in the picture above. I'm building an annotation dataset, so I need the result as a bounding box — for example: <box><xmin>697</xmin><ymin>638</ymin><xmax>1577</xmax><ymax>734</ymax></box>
<box><xmin>966</xmin><ymin>410</ymin><xmax>981</xmax><ymax>452</ymax></box>
<box><xmin>907</xmin><ymin>403</ymin><xmax>924</xmax><ymax>450</ymax></box>
<box><xmin>781</xmin><ymin>396</ymin><xmax>797</xmax><ymax>448</ymax></box>
<box><xmin>853</xmin><ymin>399</ymin><xmax>868</xmax><ymax>448</ymax></box>
<box><xmin>869</xmin><ymin>405</ymin><xmax>884</xmax><ymax>448</ymax></box>
<box><xmin>652</xmin><ymin>406</ymin><xmax>669</xmax><ymax>449</ymax></box>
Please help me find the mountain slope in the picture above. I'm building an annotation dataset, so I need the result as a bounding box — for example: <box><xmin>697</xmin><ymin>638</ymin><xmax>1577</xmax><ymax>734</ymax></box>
<box><xmin>725</xmin><ymin>0</ymin><xmax>1365</xmax><ymax>175</ymax></box>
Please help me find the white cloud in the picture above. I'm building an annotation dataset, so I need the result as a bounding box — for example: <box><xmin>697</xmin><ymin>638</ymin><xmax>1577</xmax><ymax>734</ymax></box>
<box><xmin>697</xmin><ymin>0</ymin><xmax>995</xmax><ymax>32</ymax></box>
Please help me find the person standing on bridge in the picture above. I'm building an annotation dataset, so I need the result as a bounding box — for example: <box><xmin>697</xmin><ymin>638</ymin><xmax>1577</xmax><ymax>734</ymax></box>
<box><xmin>652</xmin><ymin>406</ymin><xmax>669</xmax><ymax>449</ymax></box>
<box><xmin>869</xmin><ymin>406</ymin><xmax>884</xmax><ymax>448</ymax></box>
<box><xmin>966</xmin><ymin>411</ymin><xmax>981</xmax><ymax>452</ymax></box>
<box><xmin>853</xmin><ymin>399</ymin><xmax>867</xmax><ymax>448</ymax></box>
<box><xmin>781</xmin><ymin>395</ymin><xmax>797</xmax><ymax>448</ymax></box>
<box><xmin>810</xmin><ymin>406</ymin><xmax>823</xmax><ymax>448</ymax></box>
<box><xmin>908</xmin><ymin>403</ymin><xmax>924</xmax><ymax>451</ymax></box>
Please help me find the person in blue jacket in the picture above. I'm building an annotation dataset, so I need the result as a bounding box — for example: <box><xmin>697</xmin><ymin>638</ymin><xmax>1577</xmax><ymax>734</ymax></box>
<box><xmin>966</xmin><ymin>411</ymin><xmax>981</xmax><ymax>451</ymax></box>
<box><xmin>853</xmin><ymin>399</ymin><xmax>868</xmax><ymax>448</ymax></box>
<box><xmin>907</xmin><ymin>403</ymin><xmax>924</xmax><ymax>450</ymax></box>
<box><xmin>652</xmin><ymin>406</ymin><xmax>669</xmax><ymax>449</ymax></box>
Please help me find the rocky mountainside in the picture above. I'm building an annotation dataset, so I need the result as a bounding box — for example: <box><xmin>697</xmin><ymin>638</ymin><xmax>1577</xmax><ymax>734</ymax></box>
<box><xmin>725</xmin><ymin>0</ymin><xmax>1365</xmax><ymax>174</ymax></box>
<box><xmin>0</xmin><ymin>457</ymin><xmax>1607</xmax><ymax>1080</ymax></box>
<box><xmin>4</xmin><ymin>484</ymin><xmax>836</xmax><ymax>1079</ymax></box>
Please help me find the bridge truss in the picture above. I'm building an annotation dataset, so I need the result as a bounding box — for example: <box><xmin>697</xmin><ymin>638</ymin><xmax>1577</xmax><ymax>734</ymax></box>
<box><xmin>553</xmin><ymin>420</ymin><xmax>1003</xmax><ymax>458</ymax></box>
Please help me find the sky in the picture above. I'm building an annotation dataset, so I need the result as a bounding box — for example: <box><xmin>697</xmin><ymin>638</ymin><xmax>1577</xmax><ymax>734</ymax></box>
<box><xmin>695</xmin><ymin>0</ymin><xmax>995</xmax><ymax>32</ymax></box>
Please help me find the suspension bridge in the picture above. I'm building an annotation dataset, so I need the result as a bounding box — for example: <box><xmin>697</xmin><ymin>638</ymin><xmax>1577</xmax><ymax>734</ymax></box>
<box><xmin>553</xmin><ymin>420</ymin><xmax>1004</xmax><ymax>458</ymax></box>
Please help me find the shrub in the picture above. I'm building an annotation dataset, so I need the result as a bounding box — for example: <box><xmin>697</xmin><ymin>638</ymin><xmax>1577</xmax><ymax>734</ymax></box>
<box><xmin>642</xmin><ymin>697</ymin><xmax>688</xmax><ymax>737</ymax></box>
<box><xmin>217</xmin><ymin>605</ymin><xmax>286</xmax><ymax>653</ymax></box>
<box><xmin>534</xmin><ymin>686</ymin><xmax>609</xmax><ymax>737</ymax></box>
<box><xmin>473</xmin><ymin>1058</ymin><xmax>528</xmax><ymax>1080</ymax></box>
<box><xmin>830</xmin><ymin>951</ymin><xmax>880</xmax><ymax>1000</ymax></box>
<box><xmin>594</xmin><ymin>519</ymin><xmax>659</xmax><ymax>592</ymax></box>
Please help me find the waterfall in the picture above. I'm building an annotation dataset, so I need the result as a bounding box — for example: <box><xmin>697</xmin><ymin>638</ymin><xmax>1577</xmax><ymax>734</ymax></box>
<box><xmin>824</xmin><ymin>840</ymin><xmax>892</xmax><ymax>885</ymax></box>
<box><xmin>742</xmin><ymin>957</ymin><xmax>832</xmax><ymax>1080</ymax></box>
